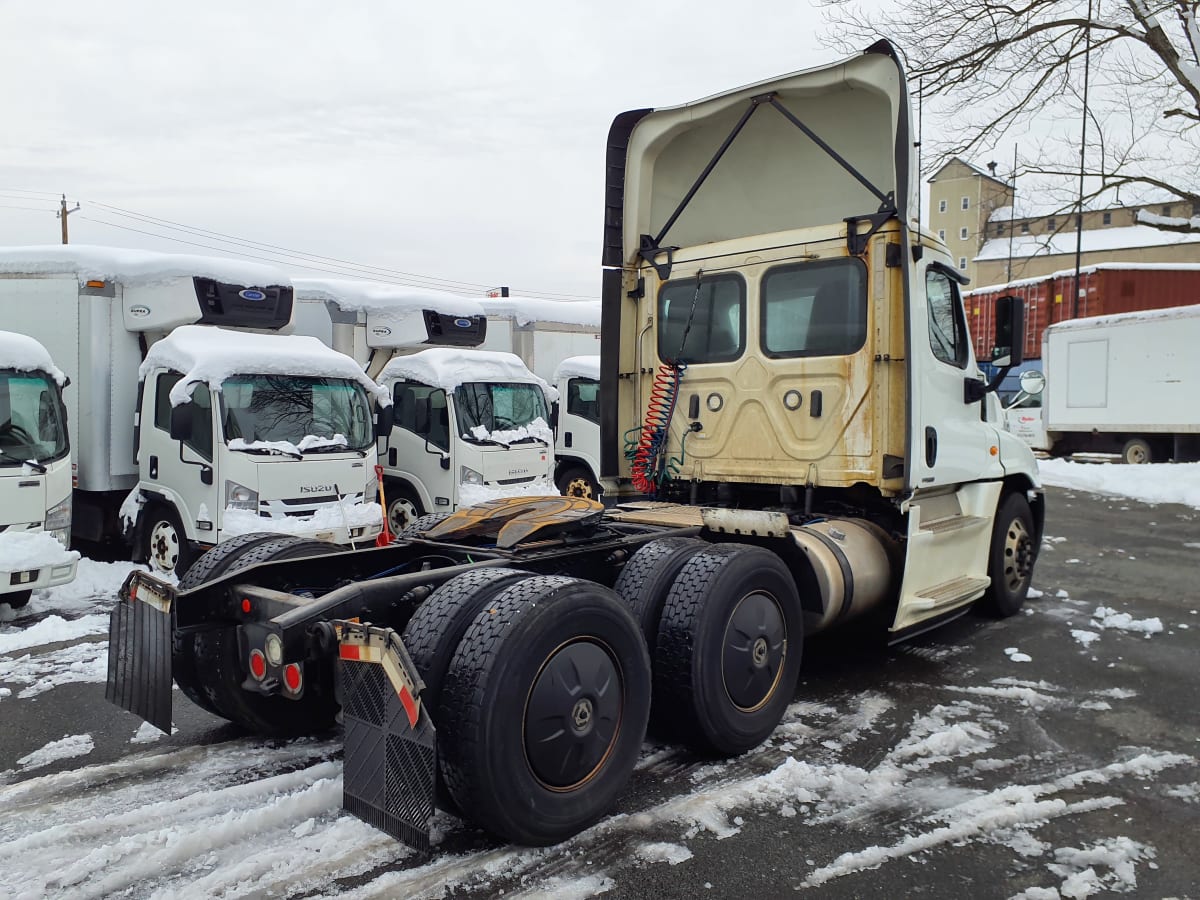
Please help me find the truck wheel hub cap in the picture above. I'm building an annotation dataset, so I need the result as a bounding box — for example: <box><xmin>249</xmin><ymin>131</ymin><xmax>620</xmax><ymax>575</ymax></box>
<box><xmin>1004</xmin><ymin>519</ymin><xmax>1033</xmax><ymax>589</ymax></box>
<box><xmin>523</xmin><ymin>639</ymin><xmax>621</xmax><ymax>791</ymax></box>
<box><xmin>722</xmin><ymin>591</ymin><xmax>786</xmax><ymax>712</ymax></box>
<box><xmin>149</xmin><ymin>521</ymin><xmax>179</xmax><ymax>570</ymax></box>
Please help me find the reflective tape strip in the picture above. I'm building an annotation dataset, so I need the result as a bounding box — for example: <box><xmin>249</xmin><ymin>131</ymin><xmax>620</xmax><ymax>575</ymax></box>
<box><xmin>397</xmin><ymin>684</ymin><xmax>419</xmax><ymax>729</ymax></box>
<box><xmin>339</xmin><ymin>643</ymin><xmax>382</xmax><ymax>663</ymax></box>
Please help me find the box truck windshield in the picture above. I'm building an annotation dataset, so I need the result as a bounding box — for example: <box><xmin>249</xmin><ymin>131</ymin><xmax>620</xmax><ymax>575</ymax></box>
<box><xmin>456</xmin><ymin>382</ymin><xmax>550</xmax><ymax>444</ymax></box>
<box><xmin>0</xmin><ymin>371</ymin><xmax>68</xmax><ymax>468</ymax></box>
<box><xmin>221</xmin><ymin>375</ymin><xmax>375</xmax><ymax>453</ymax></box>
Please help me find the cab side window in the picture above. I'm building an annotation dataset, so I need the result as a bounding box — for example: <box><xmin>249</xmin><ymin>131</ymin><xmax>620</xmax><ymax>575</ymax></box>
<box><xmin>393</xmin><ymin>382</ymin><xmax>449</xmax><ymax>451</ymax></box>
<box><xmin>566</xmin><ymin>379</ymin><xmax>600</xmax><ymax>424</ymax></box>
<box><xmin>154</xmin><ymin>372</ymin><xmax>213</xmax><ymax>460</ymax></box>
<box><xmin>926</xmin><ymin>268</ymin><xmax>969</xmax><ymax>369</ymax></box>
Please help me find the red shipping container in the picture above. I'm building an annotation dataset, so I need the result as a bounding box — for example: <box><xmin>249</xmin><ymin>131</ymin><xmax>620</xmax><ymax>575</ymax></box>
<box><xmin>964</xmin><ymin>265</ymin><xmax>1200</xmax><ymax>360</ymax></box>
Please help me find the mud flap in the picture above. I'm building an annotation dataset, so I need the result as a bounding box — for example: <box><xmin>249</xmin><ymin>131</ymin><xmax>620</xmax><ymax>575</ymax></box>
<box><xmin>338</xmin><ymin>623</ymin><xmax>436</xmax><ymax>853</ymax></box>
<box><xmin>105</xmin><ymin>572</ymin><xmax>174</xmax><ymax>734</ymax></box>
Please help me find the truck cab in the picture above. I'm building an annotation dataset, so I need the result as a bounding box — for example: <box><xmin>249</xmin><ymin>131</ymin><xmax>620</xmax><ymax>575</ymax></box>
<box><xmin>0</xmin><ymin>331</ymin><xmax>78</xmax><ymax>608</ymax></box>
<box><xmin>131</xmin><ymin>325</ymin><xmax>389</xmax><ymax>574</ymax></box>
<box><xmin>377</xmin><ymin>348</ymin><xmax>556</xmax><ymax>531</ymax></box>
<box><xmin>551</xmin><ymin>355</ymin><xmax>602</xmax><ymax>499</ymax></box>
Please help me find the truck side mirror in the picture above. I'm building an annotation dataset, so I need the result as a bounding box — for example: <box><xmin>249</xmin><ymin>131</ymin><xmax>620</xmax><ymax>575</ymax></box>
<box><xmin>169</xmin><ymin>403</ymin><xmax>194</xmax><ymax>441</ymax></box>
<box><xmin>1019</xmin><ymin>369</ymin><xmax>1046</xmax><ymax>396</ymax></box>
<box><xmin>374</xmin><ymin>404</ymin><xmax>395</xmax><ymax>438</ymax></box>
<box><xmin>990</xmin><ymin>294</ymin><xmax>1025</xmax><ymax>367</ymax></box>
<box><xmin>550</xmin><ymin>400</ymin><xmax>559</xmax><ymax>431</ymax></box>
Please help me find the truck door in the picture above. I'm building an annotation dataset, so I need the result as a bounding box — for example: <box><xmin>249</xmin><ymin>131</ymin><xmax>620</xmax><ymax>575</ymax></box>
<box><xmin>144</xmin><ymin>372</ymin><xmax>217</xmax><ymax>534</ymax></box>
<box><xmin>909</xmin><ymin>262</ymin><xmax>998</xmax><ymax>487</ymax></box>
<box><xmin>386</xmin><ymin>381</ymin><xmax>451</xmax><ymax>511</ymax></box>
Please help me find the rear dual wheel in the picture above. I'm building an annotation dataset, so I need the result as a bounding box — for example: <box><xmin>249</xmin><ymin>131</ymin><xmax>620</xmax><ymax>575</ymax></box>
<box><xmin>177</xmin><ymin>535</ymin><xmax>342</xmax><ymax>733</ymax></box>
<box><xmin>648</xmin><ymin>544</ymin><xmax>804</xmax><ymax>756</ymax></box>
<box><xmin>437</xmin><ymin>575</ymin><xmax>651</xmax><ymax>845</ymax></box>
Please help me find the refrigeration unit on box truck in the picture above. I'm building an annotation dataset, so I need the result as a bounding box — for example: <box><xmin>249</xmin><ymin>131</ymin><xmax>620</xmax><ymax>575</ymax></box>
<box><xmin>0</xmin><ymin>246</ymin><xmax>390</xmax><ymax>575</ymax></box>
<box><xmin>0</xmin><ymin>331</ymin><xmax>79</xmax><ymax>609</ymax></box>
<box><xmin>1005</xmin><ymin>303</ymin><xmax>1200</xmax><ymax>464</ymax></box>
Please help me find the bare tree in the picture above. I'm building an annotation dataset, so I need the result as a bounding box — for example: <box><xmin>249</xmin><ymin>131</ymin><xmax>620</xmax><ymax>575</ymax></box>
<box><xmin>821</xmin><ymin>1</ymin><xmax>1200</xmax><ymax>229</ymax></box>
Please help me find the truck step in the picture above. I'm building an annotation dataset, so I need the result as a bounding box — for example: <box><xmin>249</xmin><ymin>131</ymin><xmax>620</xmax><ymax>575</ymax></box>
<box><xmin>919</xmin><ymin>514</ymin><xmax>989</xmax><ymax>536</ymax></box>
<box><xmin>909</xmin><ymin>575</ymin><xmax>991</xmax><ymax>611</ymax></box>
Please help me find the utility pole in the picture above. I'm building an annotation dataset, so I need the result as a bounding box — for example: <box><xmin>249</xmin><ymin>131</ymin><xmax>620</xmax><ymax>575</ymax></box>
<box><xmin>1071</xmin><ymin>0</ymin><xmax>1095</xmax><ymax>321</ymax></box>
<box><xmin>57</xmin><ymin>195</ymin><xmax>80</xmax><ymax>244</ymax></box>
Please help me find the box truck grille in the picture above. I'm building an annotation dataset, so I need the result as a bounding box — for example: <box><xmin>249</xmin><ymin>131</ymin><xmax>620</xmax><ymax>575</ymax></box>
<box><xmin>258</xmin><ymin>493</ymin><xmax>364</xmax><ymax>518</ymax></box>
<box><xmin>495</xmin><ymin>476</ymin><xmax>537</xmax><ymax>485</ymax></box>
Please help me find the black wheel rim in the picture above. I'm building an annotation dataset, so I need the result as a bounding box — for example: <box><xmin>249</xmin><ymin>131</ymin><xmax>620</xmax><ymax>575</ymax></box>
<box><xmin>721</xmin><ymin>591</ymin><xmax>787</xmax><ymax>712</ymax></box>
<box><xmin>523</xmin><ymin>639</ymin><xmax>622</xmax><ymax>791</ymax></box>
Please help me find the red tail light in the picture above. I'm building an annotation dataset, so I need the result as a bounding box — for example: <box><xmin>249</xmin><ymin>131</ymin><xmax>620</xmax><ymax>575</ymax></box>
<box><xmin>249</xmin><ymin>649</ymin><xmax>267</xmax><ymax>680</ymax></box>
<box><xmin>283</xmin><ymin>663</ymin><xmax>302</xmax><ymax>693</ymax></box>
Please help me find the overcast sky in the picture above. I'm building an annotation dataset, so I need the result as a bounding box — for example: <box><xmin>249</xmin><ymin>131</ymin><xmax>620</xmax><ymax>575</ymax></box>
<box><xmin>0</xmin><ymin>2</ymin><xmax>867</xmax><ymax>300</ymax></box>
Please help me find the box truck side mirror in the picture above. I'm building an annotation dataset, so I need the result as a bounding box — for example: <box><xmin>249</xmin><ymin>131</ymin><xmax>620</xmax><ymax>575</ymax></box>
<box><xmin>374</xmin><ymin>404</ymin><xmax>395</xmax><ymax>438</ymax></box>
<box><xmin>169</xmin><ymin>403</ymin><xmax>194</xmax><ymax>442</ymax></box>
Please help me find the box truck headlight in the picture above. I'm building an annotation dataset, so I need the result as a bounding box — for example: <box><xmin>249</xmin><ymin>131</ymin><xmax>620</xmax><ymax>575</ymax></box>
<box><xmin>225</xmin><ymin>481</ymin><xmax>259</xmax><ymax>511</ymax></box>
<box><xmin>460</xmin><ymin>466</ymin><xmax>484</xmax><ymax>486</ymax></box>
<box><xmin>45</xmin><ymin>496</ymin><xmax>72</xmax><ymax>546</ymax></box>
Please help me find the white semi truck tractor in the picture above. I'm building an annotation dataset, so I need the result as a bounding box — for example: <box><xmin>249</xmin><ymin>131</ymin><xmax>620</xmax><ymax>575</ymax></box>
<box><xmin>0</xmin><ymin>247</ymin><xmax>390</xmax><ymax>575</ymax></box>
<box><xmin>108</xmin><ymin>42</ymin><xmax>1044</xmax><ymax>853</ymax></box>
<box><xmin>0</xmin><ymin>331</ymin><xmax>79</xmax><ymax>608</ymax></box>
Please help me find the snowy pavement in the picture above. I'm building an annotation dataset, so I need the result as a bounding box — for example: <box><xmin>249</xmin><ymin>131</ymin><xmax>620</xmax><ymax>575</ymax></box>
<box><xmin>0</xmin><ymin>463</ymin><xmax>1198</xmax><ymax>898</ymax></box>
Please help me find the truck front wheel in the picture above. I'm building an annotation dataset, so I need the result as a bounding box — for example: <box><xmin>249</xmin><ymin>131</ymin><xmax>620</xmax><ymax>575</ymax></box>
<box><xmin>439</xmin><ymin>575</ymin><xmax>651</xmax><ymax>845</ymax></box>
<box><xmin>980</xmin><ymin>492</ymin><xmax>1036</xmax><ymax>618</ymax></box>
<box><xmin>556</xmin><ymin>465</ymin><xmax>601</xmax><ymax>500</ymax></box>
<box><xmin>142</xmin><ymin>504</ymin><xmax>196</xmax><ymax>578</ymax></box>
<box><xmin>652</xmin><ymin>544</ymin><xmax>803</xmax><ymax>756</ymax></box>
<box><xmin>387</xmin><ymin>487</ymin><xmax>423</xmax><ymax>533</ymax></box>
<box><xmin>1122</xmin><ymin>437</ymin><xmax>1153</xmax><ymax>465</ymax></box>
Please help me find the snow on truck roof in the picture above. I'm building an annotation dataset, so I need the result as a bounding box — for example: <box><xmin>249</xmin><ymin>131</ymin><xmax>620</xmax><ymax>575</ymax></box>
<box><xmin>0</xmin><ymin>245</ymin><xmax>290</xmax><ymax>287</ymax></box>
<box><xmin>379</xmin><ymin>348</ymin><xmax>554</xmax><ymax>396</ymax></box>
<box><xmin>1046</xmin><ymin>302</ymin><xmax>1200</xmax><ymax>333</ymax></box>
<box><xmin>0</xmin><ymin>330</ymin><xmax>66</xmax><ymax>385</ymax></box>
<box><xmin>139</xmin><ymin>325</ymin><xmax>390</xmax><ymax>407</ymax></box>
<box><xmin>293</xmin><ymin>278</ymin><xmax>485</xmax><ymax>317</ymax></box>
<box><xmin>479</xmin><ymin>296</ymin><xmax>601</xmax><ymax>327</ymax></box>
<box><xmin>553</xmin><ymin>355</ymin><xmax>600</xmax><ymax>381</ymax></box>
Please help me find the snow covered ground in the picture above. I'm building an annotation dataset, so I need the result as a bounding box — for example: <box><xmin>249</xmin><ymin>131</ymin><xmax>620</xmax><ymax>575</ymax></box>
<box><xmin>0</xmin><ymin>470</ymin><xmax>1197</xmax><ymax>898</ymax></box>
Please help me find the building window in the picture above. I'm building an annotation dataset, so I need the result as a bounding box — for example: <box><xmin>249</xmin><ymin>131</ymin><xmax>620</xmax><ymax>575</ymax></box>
<box><xmin>938</xmin><ymin>199</ymin><xmax>947</xmax><ymax>213</ymax></box>
<box><xmin>938</xmin><ymin>229</ymin><xmax>945</xmax><ymax>241</ymax></box>
<box><xmin>1047</xmin><ymin>217</ymin><xmax>1057</xmax><ymax>230</ymax></box>
<box><xmin>958</xmin><ymin>256</ymin><xmax>967</xmax><ymax>269</ymax></box>
<box><xmin>961</xmin><ymin>197</ymin><xmax>970</xmax><ymax>210</ymax></box>
<box><xmin>1021</xmin><ymin>222</ymin><xmax>1030</xmax><ymax>234</ymax></box>
<box><xmin>959</xmin><ymin>227</ymin><xmax>968</xmax><ymax>240</ymax></box>
<box><xmin>995</xmin><ymin>223</ymin><xmax>1005</xmax><ymax>236</ymax></box>
<box><xmin>1162</xmin><ymin>204</ymin><xmax>1173</xmax><ymax>217</ymax></box>
<box><xmin>1102</xmin><ymin>211</ymin><xmax>1112</xmax><ymax>225</ymax></box>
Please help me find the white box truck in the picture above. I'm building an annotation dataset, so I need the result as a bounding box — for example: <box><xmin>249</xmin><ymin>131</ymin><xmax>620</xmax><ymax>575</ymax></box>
<box><xmin>1005</xmin><ymin>304</ymin><xmax>1200</xmax><ymax>464</ymax></box>
<box><xmin>0</xmin><ymin>247</ymin><xmax>389</xmax><ymax>575</ymax></box>
<box><xmin>478</xmin><ymin>296</ymin><xmax>601</xmax><ymax>383</ymax></box>
<box><xmin>551</xmin><ymin>355</ymin><xmax>602</xmax><ymax>499</ymax></box>
<box><xmin>293</xmin><ymin>279</ymin><xmax>557</xmax><ymax>530</ymax></box>
<box><xmin>0</xmin><ymin>331</ymin><xmax>79</xmax><ymax>608</ymax></box>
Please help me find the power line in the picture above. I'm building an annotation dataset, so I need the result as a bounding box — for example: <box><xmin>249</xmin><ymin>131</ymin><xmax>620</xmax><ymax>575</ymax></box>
<box><xmin>0</xmin><ymin>188</ymin><xmax>62</xmax><ymax>198</ymax></box>
<box><xmin>0</xmin><ymin>203</ymin><xmax>57</xmax><ymax>212</ymax></box>
<box><xmin>84</xmin><ymin>200</ymin><xmax>599</xmax><ymax>300</ymax></box>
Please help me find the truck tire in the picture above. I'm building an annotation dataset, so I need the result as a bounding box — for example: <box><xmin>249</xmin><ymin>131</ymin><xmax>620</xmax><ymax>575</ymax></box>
<box><xmin>613</xmin><ymin>537</ymin><xmax>709</xmax><ymax>647</ymax></box>
<box><xmin>395</xmin><ymin>513</ymin><xmax>449</xmax><ymax>539</ymax></box>
<box><xmin>191</xmin><ymin>536</ymin><xmax>342</xmax><ymax>734</ymax></box>
<box><xmin>3</xmin><ymin>589</ymin><xmax>32</xmax><ymax>610</ymax></box>
<box><xmin>652</xmin><ymin>544</ymin><xmax>803</xmax><ymax>756</ymax></box>
<box><xmin>1122</xmin><ymin>437</ymin><xmax>1153</xmax><ymax>465</ymax></box>
<box><xmin>142</xmin><ymin>504</ymin><xmax>197</xmax><ymax>578</ymax></box>
<box><xmin>387</xmin><ymin>487</ymin><xmax>424</xmax><ymax>534</ymax></box>
<box><xmin>173</xmin><ymin>532</ymin><xmax>286</xmax><ymax>716</ymax></box>
<box><xmin>402</xmin><ymin>568</ymin><xmax>534</xmax><ymax>717</ymax></box>
<box><xmin>439</xmin><ymin>575</ymin><xmax>651</xmax><ymax>845</ymax></box>
<box><xmin>556</xmin><ymin>464</ymin><xmax>602</xmax><ymax>501</ymax></box>
<box><xmin>980</xmin><ymin>492</ymin><xmax>1036</xmax><ymax>618</ymax></box>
